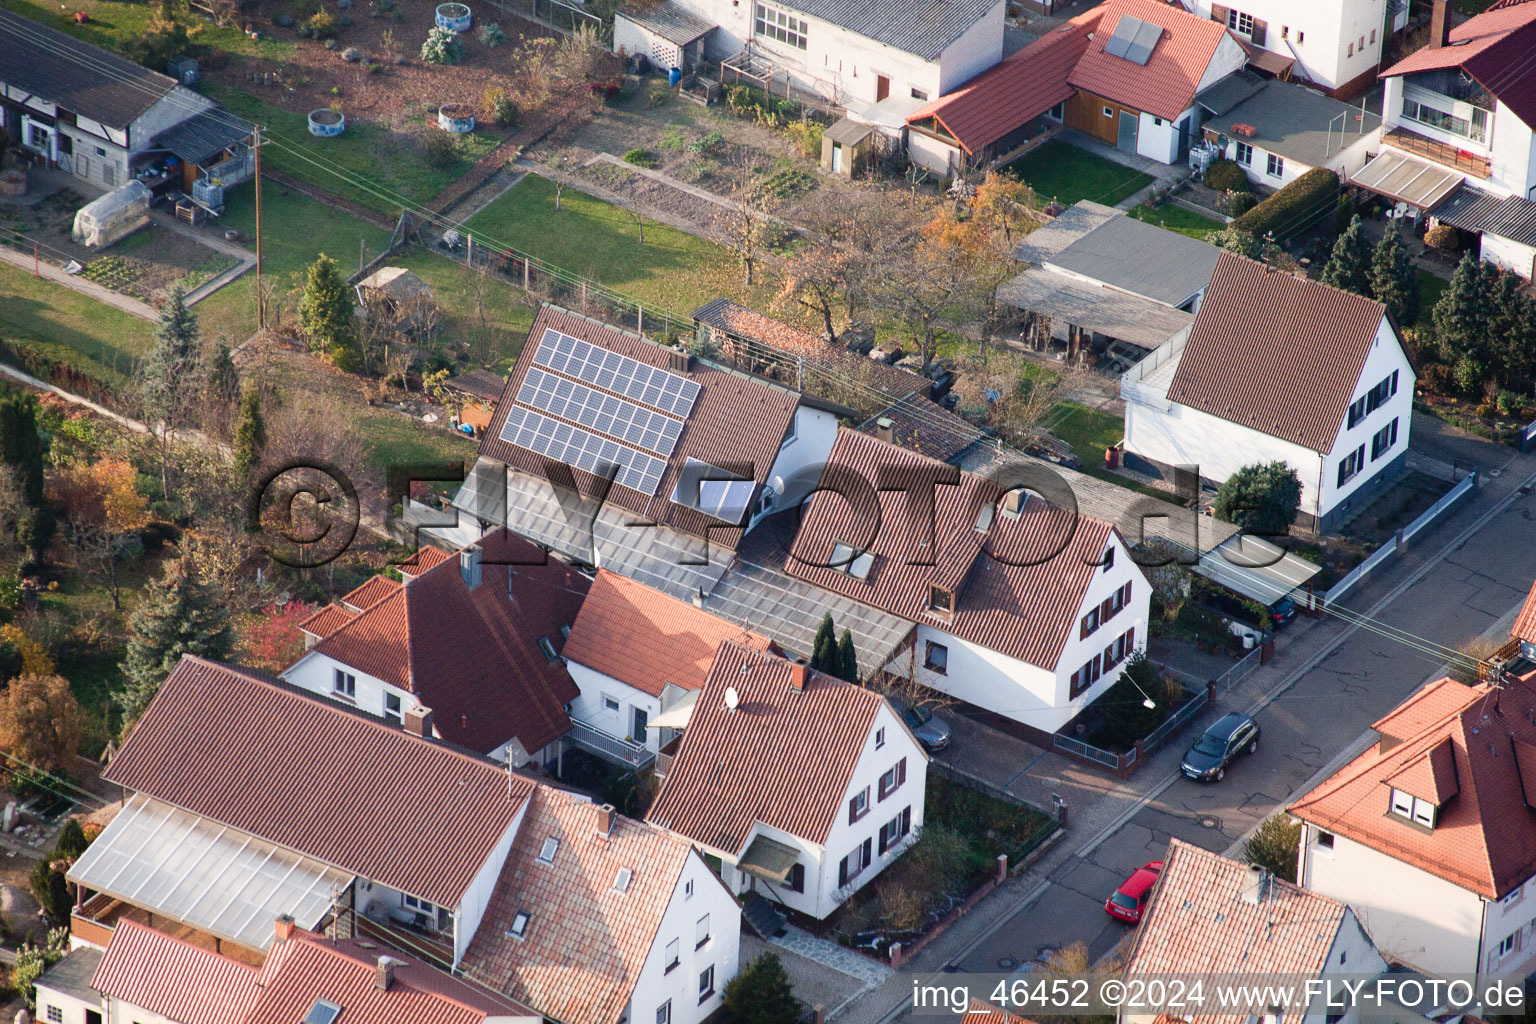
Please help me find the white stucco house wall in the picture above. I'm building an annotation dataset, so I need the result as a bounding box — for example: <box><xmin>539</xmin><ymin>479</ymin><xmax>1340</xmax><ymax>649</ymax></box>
<box><xmin>1197</xmin><ymin>75</ymin><xmax>1383</xmax><ymax>188</ymax></box>
<box><xmin>1190</xmin><ymin>0</ymin><xmax>1408</xmax><ymax>95</ymax></box>
<box><xmin>1122</xmin><ymin>252</ymin><xmax>1414</xmax><ymax>532</ymax></box>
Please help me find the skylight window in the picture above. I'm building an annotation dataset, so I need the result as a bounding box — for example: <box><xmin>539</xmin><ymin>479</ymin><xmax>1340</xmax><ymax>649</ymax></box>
<box><xmin>671</xmin><ymin>458</ymin><xmax>756</xmax><ymax>524</ymax></box>
<box><xmin>829</xmin><ymin>542</ymin><xmax>875</xmax><ymax>580</ymax></box>
<box><xmin>304</xmin><ymin>1000</ymin><xmax>344</xmax><ymax>1024</ymax></box>
<box><xmin>509</xmin><ymin>910</ymin><xmax>531</xmax><ymax>939</ymax></box>
<box><xmin>537</xmin><ymin>837</ymin><xmax>559</xmax><ymax>864</ymax></box>
<box><xmin>613</xmin><ymin>866</ymin><xmax>634</xmax><ymax>893</ymax></box>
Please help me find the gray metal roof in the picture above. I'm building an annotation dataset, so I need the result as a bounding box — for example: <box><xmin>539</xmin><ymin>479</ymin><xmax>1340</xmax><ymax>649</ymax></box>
<box><xmin>1045</xmin><ymin>214</ymin><xmax>1222</xmax><ymax>308</ymax></box>
<box><xmin>151</xmin><ymin>108</ymin><xmax>254</xmax><ymax>165</ymax></box>
<box><xmin>1432</xmin><ymin>184</ymin><xmax>1536</xmax><ymax>247</ymax></box>
<box><xmin>997</xmin><ymin>266</ymin><xmax>1196</xmax><ymax>350</ymax></box>
<box><xmin>788</xmin><ymin>0</ymin><xmax>1000</xmax><ymax>60</ymax></box>
<box><xmin>619</xmin><ymin>1</ymin><xmax>717</xmax><ymax>45</ymax></box>
<box><xmin>1205</xmin><ymin>79</ymin><xmax>1382</xmax><ymax>170</ymax></box>
<box><xmin>38</xmin><ymin>946</ymin><xmax>104</xmax><ymax>1004</ymax></box>
<box><xmin>0</xmin><ymin>8</ymin><xmax>177</xmax><ymax>129</ymax></box>
<box><xmin>1195</xmin><ymin>68</ymin><xmax>1266</xmax><ymax>116</ymax></box>
<box><xmin>824</xmin><ymin>116</ymin><xmax>877</xmax><ymax>145</ymax></box>
<box><xmin>1012</xmin><ymin>200</ymin><xmax>1119</xmax><ymax>265</ymax></box>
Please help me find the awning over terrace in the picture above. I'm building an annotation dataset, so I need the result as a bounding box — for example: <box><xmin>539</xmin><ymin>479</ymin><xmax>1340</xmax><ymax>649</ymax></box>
<box><xmin>1352</xmin><ymin>149</ymin><xmax>1463</xmax><ymax>210</ymax></box>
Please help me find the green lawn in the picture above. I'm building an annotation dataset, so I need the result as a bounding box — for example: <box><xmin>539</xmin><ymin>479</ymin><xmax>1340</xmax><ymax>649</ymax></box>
<box><xmin>390</xmin><ymin>250</ymin><xmax>539</xmax><ymax>371</ymax></box>
<box><xmin>1416</xmin><ymin>268</ymin><xmax>1449</xmax><ymax>326</ymax></box>
<box><xmin>208</xmin><ymin>88</ymin><xmax>504</xmax><ymax>219</ymax></box>
<box><xmin>1045</xmin><ymin>399</ymin><xmax>1123</xmax><ymax>469</ymax></box>
<box><xmin>0</xmin><ymin>261</ymin><xmax>153</xmax><ymax>387</ymax></box>
<box><xmin>1005</xmin><ymin>140</ymin><xmax>1155</xmax><ymax>208</ymax></box>
<box><xmin>1129</xmin><ymin>203</ymin><xmax>1225</xmax><ymax>239</ymax></box>
<box><xmin>0</xmin><ymin>0</ymin><xmax>295</xmax><ymax>61</ymax></box>
<box><xmin>463</xmin><ymin>174</ymin><xmax>773</xmax><ymax>319</ymax></box>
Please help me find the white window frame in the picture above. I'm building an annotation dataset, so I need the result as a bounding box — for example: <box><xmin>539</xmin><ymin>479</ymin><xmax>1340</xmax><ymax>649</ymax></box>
<box><xmin>698</xmin><ymin>964</ymin><xmax>716</xmax><ymax>1002</ymax></box>
<box><xmin>508</xmin><ymin>909</ymin><xmax>530</xmax><ymax>939</ymax></box>
<box><xmin>45</xmin><ymin>1008</ymin><xmax>62</xmax><ymax>1024</ymax></box>
<box><xmin>754</xmin><ymin>3</ymin><xmax>807</xmax><ymax>50</ymax></box>
<box><xmin>1234</xmin><ymin>141</ymin><xmax>1253</xmax><ymax>166</ymax></box>
<box><xmin>603</xmin><ymin>694</ymin><xmax>622</xmax><ymax>714</ymax></box>
<box><xmin>924</xmin><ymin>640</ymin><xmax>948</xmax><ymax>674</ymax></box>
<box><xmin>1496</xmin><ymin>932</ymin><xmax>1517</xmax><ymax>959</ymax></box>
<box><xmin>657</xmin><ymin>1001</ymin><xmax>672</xmax><ymax>1024</ymax></box>
<box><xmin>875</xmin><ymin>727</ymin><xmax>885</xmax><ymax>749</ymax></box>
<box><xmin>384</xmin><ymin>691</ymin><xmax>403</xmax><ymax>725</ymax></box>
<box><xmin>849</xmin><ymin>786</ymin><xmax>870</xmax><ymax>821</ymax></box>
<box><xmin>402</xmin><ymin>893</ymin><xmax>437</xmax><ymax>914</ymax></box>
<box><xmin>1227</xmin><ymin>8</ymin><xmax>1254</xmax><ymax>35</ymax></box>
<box><xmin>537</xmin><ymin>836</ymin><xmax>560</xmax><ymax>864</ymax></box>
<box><xmin>665</xmin><ymin>937</ymin><xmax>681</xmax><ymax>972</ymax></box>
<box><xmin>333</xmin><ymin>669</ymin><xmax>356</xmax><ymax>698</ymax></box>
<box><xmin>696</xmin><ymin>913</ymin><xmax>711</xmax><ymax>949</ymax></box>
<box><xmin>1266</xmin><ymin>153</ymin><xmax>1284</xmax><ymax>177</ymax></box>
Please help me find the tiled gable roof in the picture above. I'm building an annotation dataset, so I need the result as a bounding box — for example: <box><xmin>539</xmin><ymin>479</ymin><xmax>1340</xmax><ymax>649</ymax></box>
<box><xmin>647</xmin><ymin>642</ymin><xmax>889</xmax><ymax>853</ymax></box>
<box><xmin>1124</xmin><ymin>839</ymin><xmax>1348</xmax><ymax>998</ymax></box>
<box><xmin>104</xmin><ymin>656</ymin><xmax>531</xmax><ymax>908</ymax></box>
<box><xmin>310</xmin><ymin>530</ymin><xmax>587</xmax><ymax>754</ymax></box>
<box><xmin>397</xmin><ymin>545</ymin><xmax>455</xmax><ymax>580</ymax></box>
<box><xmin>1513</xmin><ymin>581</ymin><xmax>1536</xmax><ymax>644</ymax></box>
<box><xmin>1166</xmin><ymin>252</ymin><xmax>1391</xmax><ymax>453</ymax></box>
<box><xmin>1290</xmin><ymin>673</ymin><xmax>1536</xmax><ymax>898</ymax></box>
<box><xmin>478</xmin><ymin>306</ymin><xmax>801</xmax><ymax>549</ymax></box>
<box><xmin>1067</xmin><ymin>0</ymin><xmax>1234</xmax><ymax>122</ymax></box>
<box><xmin>342</xmin><ymin>574</ymin><xmax>402</xmax><ymax>611</ymax></box>
<box><xmin>464</xmin><ymin>787</ymin><xmax>701</xmax><ymax>1024</ymax></box>
<box><xmin>92</xmin><ymin>919</ymin><xmax>261</xmax><ymax>1024</ymax></box>
<box><xmin>1382</xmin><ymin>1</ymin><xmax>1536</xmax><ymax>130</ymax></box>
<box><xmin>298</xmin><ymin>602</ymin><xmax>358</xmax><ymax>640</ymax></box>
<box><xmin>964</xmin><ymin>999</ymin><xmax>1040</xmax><ymax>1024</ymax></box>
<box><xmin>861</xmin><ymin>395</ymin><xmax>989</xmax><ymax>464</ymax></box>
<box><xmin>786</xmin><ymin>428</ymin><xmax>1117</xmax><ymax>669</ymax></box>
<box><xmin>563</xmin><ymin>569</ymin><xmax>773</xmax><ymax>697</ymax></box>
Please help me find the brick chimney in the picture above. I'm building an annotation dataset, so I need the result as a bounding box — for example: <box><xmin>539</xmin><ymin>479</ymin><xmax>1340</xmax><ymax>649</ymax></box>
<box><xmin>375</xmin><ymin>955</ymin><xmax>398</xmax><ymax>991</ymax></box>
<box><xmin>404</xmin><ymin>704</ymin><xmax>434</xmax><ymax>738</ymax></box>
<box><xmin>875</xmin><ymin>417</ymin><xmax>895</xmax><ymax>444</ymax></box>
<box><xmin>274</xmin><ymin>914</ymin><xmax>296</xmax><ymax>942</ymax></box>
<box><xmin>596</xmin><ymin>803</ymin><xmax>615</xmax><ymax>840</ymax></box>
<box><xmin>1430</xmin><ymin>0</ymin><xmax>1451</xmax><ymax>47</ymax></box>
<box><xmin>789</xmin><ymin>662</ymin><xmax>808</xmax><ymax>690</ymax></box>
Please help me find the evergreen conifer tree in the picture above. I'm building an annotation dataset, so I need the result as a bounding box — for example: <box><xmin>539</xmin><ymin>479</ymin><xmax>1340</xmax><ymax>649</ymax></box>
<box><xmin>1368</xmin><ymin>225</ymin><xmax>1420</xmax><ymax>326</ymax></box>
<box><xmin>837</xmin><ymin>628</ymin><xmax>859</xmax><ymax>683</ymax></box>
<box><xmin>1319</xmin><ymin>214</ymin><xmax>1373</xmax><ymax>296</ymax></box>
<box><xmin>118</xmin><ymin>557</ymin><xmax>232</xmax><ymax>725</ymax></box>
<box><xmin>233</xmin><ymin>383</ymin><xmax>267</xmax><ymax>477</ymax></box>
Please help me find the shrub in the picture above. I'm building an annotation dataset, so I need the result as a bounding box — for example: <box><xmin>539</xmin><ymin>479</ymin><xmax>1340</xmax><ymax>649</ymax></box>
<box><xmin>722</xmin><ymin>953</ymin><xmax>799</xmax><ymax>1024</ymax></box>
<box><xmin>1228</xmin><ymin>190</ymin><xmax>1257</xmax><ymax>217</ymax></box>
<box><xmin>689</xmin><ymin>130</ymin><xmax>726</xmax><ymax>157</ymax></box>
<box><xmin>1455</xmin><ymin>356</ymin><xmax>1485</xmax><ymax>396</ymax></box>
<box><xmin>1233</xmin><ymin>167</ymin><xmax>1339</xmax><ymax>241</ymax></box>
<box><xmin>1498</xmin><ymin>389</ymin><xmax>1525</xmax><ymax>417</ymax></box>
<box><xmin>341</xmin><ymin>45</ymin><xmax>362</xmax><ymax>61</ymax></box>
<box><xmin>420</xmin><ymin>25</ymin><xmax>461</xmax><ymax>64</ymax></box>
<box><xmin>1420</xmin><ymin>362</ymin><xmax>1454</xmax><ymax>394</ymax></box>
<box><xmin>1204</xmin><ymin>158</ymin><xmax>1250</xmax><ymax>193</ymax></box>
<box><xmin>1424</xmin><ymin>223</ymin><xmax>1459</xmax><ymax>250</ymax></box>
<box><xmin>323</xmin><ymin>37</ymin><xmax>338</xmax><ymax>49</ymax></box>
<box><xmin>1244</xmin><ymin>815</ymin><xmax>1301</xmax><ymax>882</ymax></box>
<box><xmin>1213</xmin><ymin>461</ymin><xmax>1301</xmax><ymax>535</ymax></box>
<box><xmin>54</xmin><ymin>818</ymin><xmax>89</xmax><ymax>861</ymax></box>
<box><xmin>307</xmin><ymin>9</ymin><xmax>337</xmax><ymax>38</ymax></box>
<box><xmin>29</xmin><ymin>861</ymin><xmax>70</xmax><ymax>928</ymax></box>
<box><xmin>421</xmin><ymin>130</ymin><xmax>458</xmax><ymax>168</ymax></box>
<box><xmin>784</xmin><ymin>119</ymin><xmax>824</xmax><ymax>160</ymax></box>
<box><xmin>477</xmin><ymin>20</ymin><xmax>506</xmax><ymax>45</ymax></box>
<box><xmin>622</xmin><ymin>148</ymin><xmax>658</xmax><ymax>168</ymax></box>
<box><xmin>648</xmin><ymin>90</ymin><xmax>668</xmax><ymax>107</ymax></box>
<box><xmin>482</xmin><ymin>87</ymin><xmax>517</xmax><ymax>127</ymax></box>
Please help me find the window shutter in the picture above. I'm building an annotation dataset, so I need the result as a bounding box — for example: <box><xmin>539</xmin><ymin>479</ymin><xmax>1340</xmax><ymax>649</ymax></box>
<box><xmin>838</xmin><ymin>856</ymin><xmax>848</xmax><ymax>887</ymax></box>
<box><xmin>898</xmin><ymin>757</ymin><xmax>907</xmax><ymax>786</ymax></box>
<box><xmin>901</xmin><ymin>806</ymin><xmax>911</xmax><ymax>836</ymax></box>
<box><xmin>878</xmin><ymin>828</ymin><xmax>889</xmax><ymax>855</ymax></box>
<box><xmin>1127</xmin><ymin>626</ymin><xmax>1135</xmax><ymax>651</ymax></box>
<box><xmin>849</xmin><ymin>797</ymin><xmax>858</xmax><ymax>824</ymax></box>
<box><xmin>862</xmin><ymin>838</ymin><xmax>872</xmax><ymax>867</ymax></box>
<box><xmin>1250</xmin><ymin>18</ymin><xmax>1266</xmax><ymax>45</ymax></box>
<box><xmin>1211</xmin><ymin>4</ymin><xmax>1230</xmax><ymax>25</ymax></box>
<box><xmin>1100</xmin><ymin>597</ymin><xmax>1113</xmax><ymax>621</ymax></box>
<box><xmin>1081</xmin><ymin>615</ymin><xmax>1090</xmax><ymax>640</ymax></box>
<box><xmin>1124</xmin><ymin>581</ymin><xmax>1132</xmax><ymax>604</ymax></box>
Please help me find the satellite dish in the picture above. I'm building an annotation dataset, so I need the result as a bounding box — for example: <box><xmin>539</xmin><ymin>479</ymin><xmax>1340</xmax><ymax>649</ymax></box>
<box><xmin>724</xmin><ymin>686</ymin><xmax>740</xmax><ymax>711</ymax></box>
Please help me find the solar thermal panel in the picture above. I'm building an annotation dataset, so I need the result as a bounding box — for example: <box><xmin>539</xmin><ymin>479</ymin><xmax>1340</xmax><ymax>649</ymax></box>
<box><xmin>498</xmin><ymin>406</ymin><xmax>668</xmax><ymax>496</ymax></box>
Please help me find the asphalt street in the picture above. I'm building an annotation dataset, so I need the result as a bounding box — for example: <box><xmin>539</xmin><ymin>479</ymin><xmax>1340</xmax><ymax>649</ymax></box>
<box><xmin>951</xmin><ymin>466</ymin><xmax>1536</xmax><ymax>975</ymax></box>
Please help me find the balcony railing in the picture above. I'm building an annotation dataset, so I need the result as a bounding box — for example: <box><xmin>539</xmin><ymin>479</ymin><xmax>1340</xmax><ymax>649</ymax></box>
<box><xmin>1385</xmin><ymin>125</ymin><xmax>1490</xmax><ymax>179</ymax></box>
<box><xmin>567</xmin><ymin>719</ymin><xmax>656</xmax><ymax>769</ymax></box>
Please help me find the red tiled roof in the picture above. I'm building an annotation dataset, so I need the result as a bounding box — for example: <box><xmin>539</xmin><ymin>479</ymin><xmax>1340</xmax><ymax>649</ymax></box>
<box><xmin>342</xmin><ymin>574</ymin><xmax>402</xmax><ymax>611</ymax></box>
<box><xmin>1125</xmin><ymin>839</ymin><xmax>1351</xmax><ymax>1022</ymax></box>
<box><xmin>864</xmin><ymin>394</ymin><xmax>989</xmax><ymax>463</ymax></box>
<box><xmin>298</xmin><ymin>602</ymin><xmax>357</xmax><ymax>640</ymax></box>
<box><xmin>1068</xmin><ymin>0</ymin><xmax>1235</xmax><ymax>122</ymax></box>
<box><xmin>647</xmin><ymin>641</ymin><xmax>891</xmax><ymax>853</ymax></box>
<box><xmin>397</xmin><ymin>545</ymin><xmax>455</xmax><ymax>580</ymax></box>
<box><xmin>786</xmin><ymin>428</ymin><xmax>1117</xmax><ymax>669</ymax></box>
<box><xmin>964</xmin><ymin>999</ymin><xmax>1040</xmax><ymax>1024</ymax></box>
<box><xmin>104</xmin><ymin>656</ymin><xmax>532</xmax><ymax>908</ymax></box>
<box><xmin>907</xmin><ymin>13</ymin><xmax>1099</xmax><ymax>154</ymax></box>
<box><xmin>465</xmin><ymin>787</ymin><xmax>709</xmax><ymax>1024</ymax></box>
<box><xmin>1513</xmin><ymin>581</ymin><xmax>1536</xmax><ymax>644</ymax></box>
<box><xmin>563</xmin><ymin>569</ymin><xmax>773</xmax><ymax>697</ymax></box>
<box><xmin>309</xmin><ymin>529</ymin><xmax>587</xmax><ymax>755</ymax></box>
<box><xmin>1382</xmin><ymin>2</ymin><xmax>1536</xmax><ymax>130</ymax></box>
<box><xmin>92</xmin><ymin>920</ymin><xmax>261</xmax><ymax>1024</ymax></box>
<box><xmin>249</xmin><ymin>934</ymin><xmax>533</xmax><ymax>1024</ymax></box>
<box><xmin>478</xmin><ymin>306</ymin><xmax>801</xmax><ymax>549</ymax></box>
<box><xmin>1290</xmin><ymin>674</ymin><xmax>1536</xmax><ymax>898</ymax></box>
<box><xmin>1167</xmin><ymin>252</ymin><xmax>1392</xmax><ymax>454</ymax></box>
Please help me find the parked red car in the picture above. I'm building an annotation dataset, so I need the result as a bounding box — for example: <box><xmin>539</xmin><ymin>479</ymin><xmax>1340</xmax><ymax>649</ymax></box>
<box><xmin>1104</xmin><ymin>861</ymin><xmax>1164</xmax><ymax>923</ymax></box>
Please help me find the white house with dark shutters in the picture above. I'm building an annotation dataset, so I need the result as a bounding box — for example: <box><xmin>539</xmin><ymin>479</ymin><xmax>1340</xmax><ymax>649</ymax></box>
<box><xmin>1186</xmin><ymin>0</ymin><xmax>1408</xmax><ymax>95</ymax></box>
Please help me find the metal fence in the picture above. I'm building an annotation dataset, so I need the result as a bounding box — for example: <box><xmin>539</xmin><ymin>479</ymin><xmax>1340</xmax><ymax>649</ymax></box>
<box><xmin>1140</xmin><ymin>687</ymin><xmax>1210</xmax><ymax>757</ymax></box>
<box><xmin>1052</xmin><ymin>732</ymin><xmax>1135</xmax><ymax>771</ymax></box>
<box><xmin>1401</xmin><ymin>471</ymin><xmax>1477</xmax><ymax>545</ymax></box>
<box><xmin>1324</xmin><ymin>470</ymin><xmax>1478</xmax><ymax>606</ymax></box>
<box><xmin>1213</xmin><ymin>644</ymin><xmax>1263</xmax><ymax>694</ymax></box>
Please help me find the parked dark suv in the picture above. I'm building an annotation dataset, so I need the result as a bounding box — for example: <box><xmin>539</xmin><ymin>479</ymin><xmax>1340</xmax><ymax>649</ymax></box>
<box><xmin>1180</xmin><ymin>712</ymin><xmax>1260</xmax><ymax>782</ymax></box>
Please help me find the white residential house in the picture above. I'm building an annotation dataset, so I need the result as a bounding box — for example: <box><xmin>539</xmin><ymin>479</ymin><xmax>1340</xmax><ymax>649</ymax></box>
<box><xmin>1353</xmin><ymin>0</ymin><xmax>1536</xmax><ymax>278</ymax></box>
<box><xmin>465</xmin><ymin>787</ymin><xmax>742</xmax><ymax>1024</ymax></box>
<box><xmin>1189</xmin><ymin>0</ymin><xmax>1409</xmax><ymax>95</ymax></box>
<box><xmin>1122</xmin><ymin>251</ymin><xmax>1414</xmax><ymax>533</ymax></box>
<box><xmin>1292</xmin><ymin>671</ymin><xmax>1536</xmax><ymax>982</ymax></box>
<box><xmin>615</xmin><ymin>0</ymin><xmax>1004</xmax><ymax>113</ymax></box>
<box><xmin>787</xmin><ymin>426</ymin><xmax>1150</xmax><ymax>737</ymax></box>
<box><xmin>283</xmin><ymin>529</ymin><xmax>588</xmax><ymax>769</ymax></box>
<box><xmin>1195</xmin><ymin>73</ymin><xmax>1383</xmax><ymax>188</ymax></box>
<box><xmin>1121</xmin><ymin>838</ymin><xmax>1388</xmax><ymax>1024</ymax></box>
<box><xmin>648</xmin><ymin>642</ymin><xmax>929</xmax><ymax>920</ymax></box>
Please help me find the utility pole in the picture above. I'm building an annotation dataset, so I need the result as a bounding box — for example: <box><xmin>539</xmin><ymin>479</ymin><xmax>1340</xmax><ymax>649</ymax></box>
<box><xmin>254</xmin><ymin>124</ymin><xmax>263</xmax><ymax>329</ymax></box>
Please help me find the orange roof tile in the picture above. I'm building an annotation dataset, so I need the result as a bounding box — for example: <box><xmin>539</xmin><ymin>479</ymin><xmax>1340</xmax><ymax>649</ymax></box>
<box><xmin>92</xmin><ymin>919</ymin><xmax>261</xmax><ymax>1024</ymax></box>
<box><xmin>105</xmin><ymin>656</ymin><xmax>531</xmax><ymax>908</ymax></box>
<box><xmin>1167</xmin><ymin>252</ymin><xmax>1394</xmax><ymax>454</ymax></box>
<box><xmin>298</xmin><ymin>602</ymin><xmax>358</xmax><ymax>640</ymax></box>
<box><xmin>647</xmin><ymin>642</ymin><xmax>891</xmax><ymax>853</ymax></box>
<box><xmin>342</xmin><ymin>574</ymin><xmax>402</xmax><ymax>611</ymax></box>
<box><xmin>964</xmin><ymin>999</ymin><xmax>1040</xmax><ymax>1024</ymax></box>
<box><xmin>1382</xmin><ymin>1</ymin><xmax>1536</xmax><ymax>130</ymax></box>
<box><xmin>310</xmin><ymin>529</ymin><xmax>587</xmax><ymax>755</ymax></box>
<box><xmin>1513</xmin><ymin>581</ymin><xmax>1536</xmax><ymax>644</ymax></box>
<box><xmin>1290</xmin><ymin>674</ymin><xmax>1536</xmax><ymax>898</ymax></box>
<box><xmin>397</xmin><ymin>545</ymin><xmax>455</xmax><ymax>580</ymax></box>
<box><xmin>1068</xmin><ymin>0</ymin><xmax>1235</xmax><ymax>122</ymax></box>
<box><xmin>562</xmin><ymin>570</ymin><xmax>773</xmax><ymax>696</ymax></box>
<box><xmin>1124</xmin><ymin>839</ymin><xmax>1351</xmax><ymax>1022</ymax></box>
<box><xmin>464</xmin><ymin>787</ymin><xmax>711</xmax><ymax>1024</ymax></box>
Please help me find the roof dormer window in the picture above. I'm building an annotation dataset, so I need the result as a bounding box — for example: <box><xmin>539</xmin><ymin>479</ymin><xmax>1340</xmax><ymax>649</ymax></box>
<box><xmin>830</xmin><ymin>542</ymin><xmax>875</xmax><ymax>580</ymax></box>
<box><xmin>1389</xmin><ymin>787</ymin><xmax>1437</xmax><ymax>828</ymax></box>
<box><xmin>928</xmin><ymin>585</ymin><xmax>955</xmax><ymax>616</ymax></box>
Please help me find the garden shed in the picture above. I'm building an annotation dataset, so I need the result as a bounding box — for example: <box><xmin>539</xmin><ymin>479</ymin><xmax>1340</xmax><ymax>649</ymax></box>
<box><xmin>820</xmin><ymin>118</ymin><xmax>875</xmax><ymax>177</ymax></box>
<box><xmin>72</xmin><ymin>181</ymin><xmax>151</xmax><ymax>248</ymax></box>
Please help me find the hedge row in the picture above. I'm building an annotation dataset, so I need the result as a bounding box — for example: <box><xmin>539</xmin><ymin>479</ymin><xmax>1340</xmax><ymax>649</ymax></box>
<box><xmin>1233</xmin><ymin>167</ymin><xmax>1340</xmax><ymax>241</ymax></box>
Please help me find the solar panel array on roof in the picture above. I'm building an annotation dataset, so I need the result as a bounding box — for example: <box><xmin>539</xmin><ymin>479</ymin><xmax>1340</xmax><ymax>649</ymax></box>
<box><xmin>1126</xmin><ymin>18</ymin><xmax>1162</xmax><ymax>64</ymax></box>
<box><xmin>518</xmin><ymin>368</ymin><xmax>685</xmax><ymax>457</ymax></box>
<box><xmin>1103</xmin><ymin>14</ymin><xmax>1138</xmax><ymax>57</ymax></box>
<box><xmin>535</xmin><ymin>329</ymin><xmax>701</xmax><ymax>417</ymax></box>
<box><xmin>499</xmin><ymin>406</ymin><xmax>668</xmax><ymax>495</ymax></box>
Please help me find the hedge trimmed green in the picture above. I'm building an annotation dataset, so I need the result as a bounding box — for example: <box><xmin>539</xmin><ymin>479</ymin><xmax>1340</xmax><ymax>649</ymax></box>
<box><xmin>1233</xmin><ymin>167</ymin><xmax>1339</xmax><ymax>241</ymax></box>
